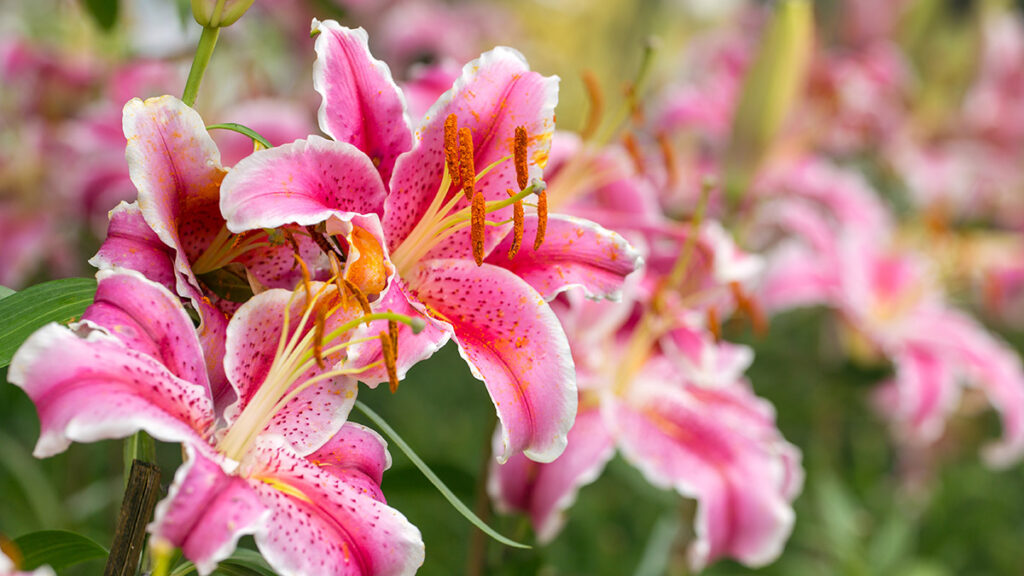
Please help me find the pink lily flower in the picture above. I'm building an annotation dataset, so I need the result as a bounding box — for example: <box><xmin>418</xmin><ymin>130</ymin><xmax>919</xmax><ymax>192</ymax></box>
<box><xmin>220</xmin><ymin>21</ymin><xmax>642</xmax><ymax>463</ymax></box>
<box><xmin>490</xmin><ymin>292</ymin><xmax>802</xmax><ymax>571</ymax></box>
<box><xmin>9</xmin><ymin>268</ymin><xmax>424</xmax><ymax>575</ymax></box>
<box><xmin>758</xmin><ymin>161</ymin><xmax>1024</xmax><ymax>466</ymax></box>
<box><xmin>91</xmin><ymin>95</ymin><xmax>378</xmax><ymax>409</ymax></box>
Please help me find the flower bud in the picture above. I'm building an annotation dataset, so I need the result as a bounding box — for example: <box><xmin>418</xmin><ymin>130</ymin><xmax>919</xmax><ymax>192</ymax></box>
<box><xmin>191</xmin><ymin>0</ymin><xmax>254</xmax><ymax>28</ymax></box>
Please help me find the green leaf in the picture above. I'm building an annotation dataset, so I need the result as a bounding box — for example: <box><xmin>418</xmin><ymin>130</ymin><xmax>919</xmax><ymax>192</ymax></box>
<box><xmin>171</xmin><ymin>549</ymin><xmax>277</xmax><ymax>576</ymax></box>
<box><xmin>0</xmin><ymin>277</ymin><xmax>97</xmax><ymax>368</ymax></box>
<box><xmin>14</xmin><ymin>530</ymin><xmax>108</xmax><ymax>570</ymax></box>
<box><xmin>207</xmin><ymin>123</ymin><xmax>274</xmax><ymax>150</ymax></box>
<box><xmin>81</xmin><ymin>0</ymin><xmax>119</xmax><ymax>31</ymax></box>
<box><xmin>0</xmin><ymin>431</ymin><xmax>66</xmax><ymax>529</ymax></box>
<box><xmin>353</xmin><ymin>401</ymin><xmax>531</xmax><ymax>550</ymax></box>
<box><xmin>197</xmin><ymin>264</ymin><xmax>255</xmax><ymax>303</ymax></box>
<box><xmin>0</xmin><ymin>286</ymin><xmax>14</xmax><ymax>300</ymax></box>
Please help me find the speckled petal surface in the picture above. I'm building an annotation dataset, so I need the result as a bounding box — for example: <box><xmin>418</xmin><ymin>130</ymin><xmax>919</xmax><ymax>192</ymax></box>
<box><xmin>8</xmin><ymin>324</ymin><xmax>213</xmax><ymax>458</ymax></box>
<box><xmin>383</xmin><ymin>47</ymin><xmax>559</xmax><ymax>259</ymax></box>
<box><xmin>488</xmin><ymin>406</ymin><xmax>615</xmax><ymax>543</ymax></box>
<box><xmin>223</xmin><ymin>286</ymin><xmax>362</xmax><ymax>456</ymax></box>
<box><xmin>407</xmin><ymin>259</ymin><xmax>576</xmax><ymax>463</ymax></box>
<box><xmin>484</xmin><ymin>214</ymin><xmax>641</xmax><ymax>301</ymax></box>
<box><xmin>150</xmin><ymin>446</ymin><xmax>269</xmax><ymax>576</ymax></box>
<box><xmin>249</xmin><ymin>436</ymin><xmax>424</xmax><ymax>576</ymax></box>
<box><xmin>312</xmin><ymin>20</ymin><xmax>412</xmax><ymax>185</ymax></box>
<box><xmin>305</xmin><ymin>423</ymin><xmax>391</xmax><ymax>502</ymax></box>
<box><xmin>82</xmin><ymin>269</ymin><xmax>211</xmax><ymax>396</ymax></box>
<box><xmin>220</xmin><ymin>137</ymin><xmax>387</xmax><ymax>233</ymax></box>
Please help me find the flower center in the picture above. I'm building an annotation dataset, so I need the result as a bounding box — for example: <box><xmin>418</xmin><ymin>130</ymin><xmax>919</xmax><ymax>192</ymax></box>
<box><xmin>216</xmin><ymin>260</ymin><xmax>423</xmax><ymax>462</ymax></box>
<box><xmin>389</xmin><ymin>114</ymin><xmax>548</xmax><ymax>276</ymax></box>
<box><xmin>191</xmin><ymin>224</ymin><xmax>271</xmax><ymax>275</ymax></box>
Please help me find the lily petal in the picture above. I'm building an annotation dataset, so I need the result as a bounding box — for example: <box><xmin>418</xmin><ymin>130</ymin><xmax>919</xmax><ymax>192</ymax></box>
<box><xmin>312</xmin><ymin>20</ymin><xmax>413</xmax><ymax>185</ymax></box>
<box><xmin>82</xmin><ymin>269</ymin><xmax>212</xmax><ymax>397</ymax></box>
<box><xmin>89</xmin><ymin>201</ymin><xmax>176</xmax><ymax>291</ymax></box>
<box><xmin>384</xmin><ymin>46</ymin><xmax>559</xmax><ymax>259</ymax></box>
<box><xmin>614</xmin><ymin>371</ymin><xmax>798</xmax><ymax>570</ymax></box>
<box><xmin>408</xmin><ymin>259</ymin><xmax>576</xmax><ymax>463</ymax></box>
<box><xmin>306</xmin><ymin>423</ymin><xmax>392</xmax><ymax>502</ymax></box>
<box><xmin>221</xmin><ymin>137</ymin><xmax>388</xmax><ymax>232</ymax></box>
<box><xmin>8</xmin><ymin>324</ymin><xmax>213</xmax><ymax>458</ymax></box>
<box><xmin>223</xmin><ymin>287</ymin><xmax>362</xmax><ymax>456</ymax></box>
<box><xmin>150</xmin><ymin>446</ymin><xmax>269</xmax><ymax>576</ymax></box>
<box><xmin>485</xmin><ymin>214</ymin><xmax>642</xmax><ymax>301</ymax></box>
<box><xmin>249</xmin><ymin>436</ymin><xmax>425</xmax><ymax>576</ymax></box>
<box><xmin>488</xmin><ymin>406</ymin><xmax>615</xmax><ymax>543</ymax></box>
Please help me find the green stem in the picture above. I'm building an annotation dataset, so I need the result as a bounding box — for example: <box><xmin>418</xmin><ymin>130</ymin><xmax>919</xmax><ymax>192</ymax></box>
<box><xmin>122</xmin><ymin>432</ymin><xmax>155</xmax><ymax>488</ymax></box>
<box><xmin>182</xmin><ymin>26</ymin><xmax>220</xmax><ymax>107</ymax></box>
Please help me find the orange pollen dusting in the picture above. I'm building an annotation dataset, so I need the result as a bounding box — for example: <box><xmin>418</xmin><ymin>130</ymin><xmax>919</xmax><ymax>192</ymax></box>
<box><xmin>444</xmin><ymin>114</ymin><xmax>462</xmax><ymax>190</ymax></box>
<box><xmin>458</xmin><ymin>127</ymin><xmax>475</xmax><ymax>200</ymax></box>
<box><xmin>514</xmin><ymin>126</ymin><xmax>529</xmax><ymax>191</ymax></box>
<box><xmin>508</xmin><ymin>189</ymin><xmax>524</xmax><ymax>259</ymax></box>
<box><xmin>534</xmin><ymin>190</ymin><xmax>548</xmax><ymax>251</ymax></box>
<box><xmin>471</xmin><ymin>191</ymin><xmax>486</xmax><ymax>265</ymax></box>
<box><xmin>380</xmin><ymin>331</ymin><xmax>399</xmax><ymax>393</ymax></box>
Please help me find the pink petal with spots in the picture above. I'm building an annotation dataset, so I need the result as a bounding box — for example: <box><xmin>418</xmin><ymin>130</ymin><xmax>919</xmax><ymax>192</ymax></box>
<box><xmin>484</xmin><ymin>214</ymin><xmax>642</xmax><ymax>301</ymax></box>
<box><xmin>220</xmin><ymin>137</ymin><xmax>387</xmax><ymax>233</ymax></box>
<box><xmin>223</xmin><ymin>286</ymin><xmax>362</xmax><ymax>455</ymax></box>
<box><xmin>249</xmin><ymin>436</ymin><xmax>424</xmax><ymax>576</ymax></box>
<box><xmin>489</xmin><ymin>406</ymin><xmax>615</xmax><ymax>542</ymax></box>
<box><xmin>615</xmin><ymin>372</ymin><xmax>799</xmax><ymax>570</ymax></box>
<box><xmin>89</xmin><ymin>202</ymin><xmax>177</xmax><ymax>291</ymax></box>
<box><xmin>408</xmin><ymin>259</ymin><xmax>576</xmax><ymax>463</ymax></box>
<box><xmin>8</xmin><ymin>324</ymin><xmax>213</xmax><ymax>458</ymax></box>
<box><xmin>347</xmin><ymin>280</ymin><xmax>451</xmax><ymax>387</ymax></box>
<box><xmin>123</xmin><ymin>96</ymin><xmax>226</xmax><ymax>304</ymax></box>
<box><xmin>312</xmin><ymin>20</ymin><xmax>412</xmax><ymax>184</ymax></box>
<box><xmin>239</xmin><ymin>227</ymin><xmax>328</xmax><ymax>291</ymax></box>
<box><xmin>150</xmin><ymin>446</ymin><xmax>269</xmax><ymax>576</ymax></box>
<box><xmin>383</xmin><ymin>46</ymin><xmax>558</xmax><ymax>260</ymax></box>
<box><xmin>306</xmin><ymin>423</ymin><xmax>392</xmax><ymax>501</ymax></box>
<box><xmin>82</xmin><ymin>269</ymin><xmax>211</xmax><ymax>397</ymax></box>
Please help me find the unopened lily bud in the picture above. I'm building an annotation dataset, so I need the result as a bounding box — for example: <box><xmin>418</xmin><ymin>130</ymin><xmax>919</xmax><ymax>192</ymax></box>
<box><xmin>191</xmin><ymin>0</ymin><xmax>254</xmax><ymax>28</ymax></box>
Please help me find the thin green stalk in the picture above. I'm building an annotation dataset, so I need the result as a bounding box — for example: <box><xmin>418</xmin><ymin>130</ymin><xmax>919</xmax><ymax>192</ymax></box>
<box><xmin>181</xmin><ymin>26</ymin><xmax>220</xmax><ymax>107</ymax></box>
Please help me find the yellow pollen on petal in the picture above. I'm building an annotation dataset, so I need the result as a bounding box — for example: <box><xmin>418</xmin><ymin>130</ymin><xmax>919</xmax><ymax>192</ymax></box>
<box><xmin>508</xmin><ymin>189</ymin><xmax>524</xmax><ymax>259</ymax></box>
<box><xmin>514</xmin><ymin>126</ymin><xmax>529</xmax><ymax>191</ymax></box>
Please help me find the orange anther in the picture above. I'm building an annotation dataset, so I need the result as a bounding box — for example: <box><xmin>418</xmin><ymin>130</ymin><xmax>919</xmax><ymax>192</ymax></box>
<box><xmin>342</xmin><ymin>278</ymin><xmax>372</xmax><ymax>316</ymax></box>
<box><xmin>656</xmin><ymin>132</ymin><xmax>677</xmax><ymax>188</ymax></box>
<box><xmin>622</xmin><ymin>132</ymin><xmax>644</xmax><ymax>174</ymax></box>
<box><xmin>444</xmin><ymin>114</ymin><xmax>461</xmax><ymax>189</ymax></box>
<box><xmin>294</xmin><ymin>253</ymin><xmax>314</xmax><ymax>304</ymax></box>
<box><xmin>312</xmin><ymin>305</ymin><xmax>327</xmax><ymax>369</ymax></box>
<box><xmin>388</xmin><ymin>316</ymin><xmax>399</xmax><ymax>352</ymax></box>
<box><xmin>580</xmin><ymin>70</ymin><xmax>603</xmax><ymax>140</ymax></box>
<box><xmin>459</xmin><ymin>127</ymin><xmax>475</xmax><ymax>200</ymax></box>
<box><xmin>379</xmin><ymin>331</ymin><xmax>400</xmax><ymax>393</ymax></box>
<box><xmin>471</xmin><ymin>191</ymin><xmax>486</xmax><ymax>266</ymax></box>
<box><xmin>533</xmin><ymin>190</ymin><xmax>548</xmax><ymax>251</ymax></box>
<box><xmin>707</xmin><ymin>308</ymin><xmax>721</xmax><ymax>342</ymax></box>
<box><xmin>507</xmin><ymin>189</ymin><xmax>524</xmax><ymax>259</ymax></box>
<box><xmin>514</xmin><ymin>126</ymin><xmax>529</xmax><ymax>191</ymax></box>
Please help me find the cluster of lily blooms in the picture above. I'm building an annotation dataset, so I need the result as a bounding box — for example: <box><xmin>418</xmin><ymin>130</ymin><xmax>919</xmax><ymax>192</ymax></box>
<box><xmin>9</xmin><ymin>2</ymin><xmax>1024</xmax><ymax>575</ymax></box>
